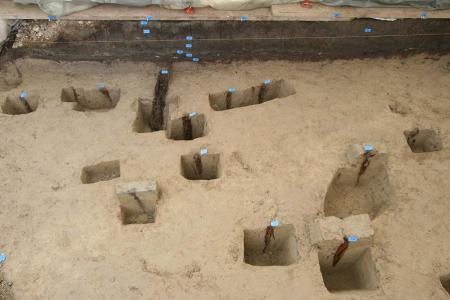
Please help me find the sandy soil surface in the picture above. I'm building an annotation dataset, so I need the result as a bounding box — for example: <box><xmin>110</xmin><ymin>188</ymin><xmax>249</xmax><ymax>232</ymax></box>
<box><xmin>0</xmin><ymin>55</ymin><xmax>449</xmax><ymax>299</ymax></box>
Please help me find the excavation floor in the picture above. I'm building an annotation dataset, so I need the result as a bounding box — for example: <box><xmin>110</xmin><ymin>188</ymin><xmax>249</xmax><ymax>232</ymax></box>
<box><xmin>0</xmin><ymin>55</ymin><xmax>449</xmax><ymax>299</ymax></box>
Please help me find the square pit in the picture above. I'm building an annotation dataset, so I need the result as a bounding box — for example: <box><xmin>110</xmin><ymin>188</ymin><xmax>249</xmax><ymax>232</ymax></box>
<box><xmin>81</xmin><ymin>160</ymin><xmax>120</xmax><ymax>184</ymax></box>
<box><xmin>244</xmin><ymin>224</ymin><xmax>298</xmax><ymax>266</ymax></box>
<box><xmin>319</xmin><ymin>248</ymin><xmax>379</xmax><ymax>292</ymax></box>
<box><xmin>404</xmin><ymin>129</ymin><xmax>443</xmax><ymax>153</ymax></box>
<box><xmin>181</xmin><ymin>152</ymin><xmax>221</xmax><ymax>180</ymax></box>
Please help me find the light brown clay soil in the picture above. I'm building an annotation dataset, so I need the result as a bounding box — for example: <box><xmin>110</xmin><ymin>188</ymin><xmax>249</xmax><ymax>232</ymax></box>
<box><xmin>0</xmin><ymin>55</ymin><xmax>449</xmax><ymax>299</ymax></box>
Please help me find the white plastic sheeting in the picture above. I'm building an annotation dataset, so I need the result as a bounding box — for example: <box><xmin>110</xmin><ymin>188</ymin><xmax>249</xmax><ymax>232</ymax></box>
<box><xmin>13</xmin><ymin>0</ymin><xmax>300</xmax><ymax>16</ymax></box>
<box><xmin>13</xmin><ymin>0</ymin><xmax>450</xmax><ymax>16</ymax></box>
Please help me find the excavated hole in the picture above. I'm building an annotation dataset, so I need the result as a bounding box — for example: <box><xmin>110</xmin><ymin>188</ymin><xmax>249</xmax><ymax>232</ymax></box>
<box><xmin>440</xmin><ymin>274</ymin><xmax>450</xmax><ymax>295</ymax></box>
<box><xmin>1</xmin><ymin>96</ymin><xmax>38</xmax><ymax>115</ymax></box>
<box><xmin>81</xmin><ymin>160</ymin><xmax>120</xmax><ymax>184</ymax></box>
<box><xmin>404</xmin><ymin>129</ymin><xmax>443</xmax><ymax>153</ymax></box>
<box><xmin>133</xmin><ymin>98</ymin><xmax>156</xmax><ymax>133</ymax></box>
<box><xmin>324</xmin><ymin>162</ymin><xmax>392</xmax><ymax>219</ymax></box>
<box><xmin>181</xmin><ymin>153</ymin><xmax>221</xmax><ymax>180</ymax></box>
<box><xmin>121</xmin><ymin>208</ymin><xmax>154</xmax><ymax>225</ymax></box>
<box><xmin>120</xmin><ymin>195</ymin><xmax>155</xmax><ymax>225</ymax></box>
<box><xmin>166</xmin><ymin>113</ymin><xmax>206</xmax><ymax>140</ymax></box>
<box><xmin>134</xmin><ymin>70</ymin><xmax>170</xmax><ymax>133</ymax></box>
<box><xmin>209</xmin><ymin>79</ymin><xmax>296</xmax><ymax>111</ymax></box>
<box><xmin>244</xmin><ymin>224</ymin><xmax>298</xmax><ymax>266</ymax></box>
<box><xmin>319</xmin><ymin>248</ymin><xmax>379</xmax><ymax>292</ymax></box>
<box><xmin>61</xmin><ymin>87</ymin><xmax>120</xmax><ymax>111</ymax></box>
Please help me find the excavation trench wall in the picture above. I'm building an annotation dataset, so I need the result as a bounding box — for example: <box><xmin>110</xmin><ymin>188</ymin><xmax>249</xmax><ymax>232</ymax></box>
<box><xmin>9</xmin><ymin>19</ymin><xmax>450</xmax><ymax>62</ymax></box>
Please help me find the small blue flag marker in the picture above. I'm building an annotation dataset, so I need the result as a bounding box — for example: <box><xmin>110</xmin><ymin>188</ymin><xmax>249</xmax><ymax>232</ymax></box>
<box><xmin>48</xmin><ymin>15</ymin><xmax>57</xmax><ymax>21</ymax></box>
<box><xmin>271</xmin><ymin>220</ymin><xmax>280</xmax><ymax>227</ymax></box>
<box><xmin>161</xmin><ymin>69</ymin><xmax>169</xmax><ymax>75</ymax></box>
<box><xmin>189</xmin><ymin>112</ymin><xmax>198</xmax><ymax>118</ymax></box>
<box><xmin>363</xmin><ymin>144</ymin><xmax>375</xmax><ymax>153</ymax></box>
<box><xmin>240</xmin><ymin>16</ymin><xmax>249</xmax><ymax>21</ymax></box>
<box><xmin>263</xmin><ymin>79</ymin><xmax>271</xmax><ymax>85</ymax></box>
<box><xmin>186</xmin><ymin>36</ymin><xmax>193</xmax><ymax>41</ymax></box>
<box><xmin>143</xmin><ymin>29</ymin><xmax>151</xmax><ymax>36</ymax></box>
<box><xmin>331</xmin><ymin>12</ymin><xmax>341</xmax><ymax>18</ymax></box>
<box><xmin>200</xmin><ymin>147</ymin><xmax>208</xmax><ymax>156</ymax></box>
<box><xmin>420</xmin><ymin>12</ymin><xmax>428</xmax><ymax>19</ymax></box>
<box><xmin>186</xmin><ymin>44</ymin><xmax>193</xmax><ymax>49</ymax></box>
<box><xmin>192</xmin><ymin>57</ymin><xmax>200</xmax><ymax>62</ymax></box>
<box><xmin>97</xmin><ymin>83</ymin><xmax>106</xmax><ymax>90</ymax></box>
<box><xmin>140</xmin><ymin>20</ymin><xmax>148</xmax><ymax>26</ymax></box>
<box><xmin>0</xmin><ymin>253</ymin><xmax>6</xmax><ymax>263</ymax></box>
<box><xmin>364</xmin><ymin>27</ymin><xmax>373</xmax><ymax>33</ymax></box>
<box><xmin>146</xmin><ymin>15</ymin><xmax>153</xmax><ymax>21</ymax></box>
<box><xmin>20</xmin><ymin>91</ymin><xmax>28</xmax><ymax>99</ymax></box>
<box><xmin>176</xmin><ymin>50</ymin><xmax>184</xmax><ymax>54</ymax></box>
<box><xmin>228</xmin><ymin>88</ymin><xmax>236</xmax><ymax>93</ymax></box>
<box><xmin>348</xmin><ymin>236</ymin><xmax>358</xmax><ymax>242</ymax></box>
<box><xmin>186</xmin><ymin>53</ymin><xmax>193</xmax><ymax>58</ymax></box>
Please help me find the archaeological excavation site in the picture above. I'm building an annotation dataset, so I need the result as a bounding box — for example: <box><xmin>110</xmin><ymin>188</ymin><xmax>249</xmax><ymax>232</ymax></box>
<box><xmin>0</xmin><ymin>0</ymin><xmax>449</xmax><ymax>299</ymax></box>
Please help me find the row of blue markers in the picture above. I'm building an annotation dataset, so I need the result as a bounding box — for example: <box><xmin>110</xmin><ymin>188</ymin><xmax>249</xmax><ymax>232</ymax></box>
<box><xmin>139</xmin><ymin>16</ymin><xmax>201</xmax><ymax>62</ymax></box>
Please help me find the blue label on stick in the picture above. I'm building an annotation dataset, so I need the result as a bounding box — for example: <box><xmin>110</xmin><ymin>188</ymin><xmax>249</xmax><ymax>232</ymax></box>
<box><xmin>348</xmin><ymin>236</ymin><xmax>358</xmax><ymax>242</ymax></box>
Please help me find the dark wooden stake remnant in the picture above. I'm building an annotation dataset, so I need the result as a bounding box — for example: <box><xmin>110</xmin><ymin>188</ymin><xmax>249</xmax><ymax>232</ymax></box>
<box><xmin>182</xmin><ymin>114</ymin><xmax>193</xmax><ymax>140</ymax></box>
<box><xmin>262</xmin><ymin>225</ymin><xmax>275</xmax><ymax>253</ymax></box>
<box><xmin>258</xmin><ymin>83</ymin><xmax>267</xmax><ymax>104</ymax></box>
<box><xmin>71</xmin><ymin>86</ymin><xmax>79</xmax><ymax>103</ymax></box>
<box><xmin>406</xmin><ymin>128</ymin><xmax>420</xmax><ymax>149</ymax></box>
<box><xmin>99</xmin><ymin>86</ymin><xmax>113</xmax><ymax>103</ymax></box>
<box><xmin>149</xmin><ymin>70</ymin><xmax>169</xmax><ymax>131</ymax></box>
<box><xmin>355</xmin><ymin>151</ymin><xmax>377</xmax><ymax>186</ymax></box>
<box><xmin>19</xmin><ymin>95</ymin><xmax>32</xmax><ymax>113</ymax></box>
<box><xmin>130</xmin><ymin>192</ymin><xmax>146</xmax><ymax>213</ymax></box>
<box><xmin>193</xmin><ymin>153</ymin><xmax>203</xmax><ymax>175</ymax></box>
<box><xmin>225</xmin><ymin>91</ymin><xmax>232</xmax><ymax>110</ymax></box>
<box><xmin>332</xmin><ymin>236</ymin><xmax>349</xmax><ymax>267</ymax></box>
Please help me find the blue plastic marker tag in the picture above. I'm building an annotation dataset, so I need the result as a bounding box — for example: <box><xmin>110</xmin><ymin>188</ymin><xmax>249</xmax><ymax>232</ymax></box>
<box><xmin>97</xmin><ymin>83</ymin><xmax>106</xmax><ymax>90</ymax></box>
<box><xmin>146</xmin><ymin>15</ymin><xmax>153</xmax><ymax>21</ymax></box>
<box><xmin>332</xmin><ymin>12</ymin><xmax>341</xmax><ymax>18</ymax></box>
<box><xmin>189</xmin><ymin>112</ymin><xmax>198</xmax><ymax>118</ymax></box>
<box><xmin>200</xmin><ymin>148</ymin><xmax>208</xmax><ymax>156</ymax></box>
<box><xmin>186</xmin><ymin>43</ymin><xmax>193</xmax><ymax>49</ymax></box>
<box><xmin>186</xmin><ymin>36</ymin><xmax>193</xmax><ymax>41</ymax></box>
<box><xmin>176</xmin><ymin>50</ymin><xmax>184</xmax><ymax>54</ymax></box>
<box><xmin>48</xmin><ymin>15</ymin><xmax>57</xmax><ymax>21</ymax></box>
<box><xmin>363</xmin><ymin>144</ymin><xmax>375</xmax><ymax>152</ymax></box>
<box><xmin>0</xmin><ymin>253</ymin><xmax>6</xmax><ymax>263</ymax></box>
<box><xmin>20</xmin><ymin>91</ymin><xmax>28</xmax><ymax>99</ymax></box>
<box><xmin>263</xmin><ymin>79</ymin><xmax>272</xmax><ymax>85</ymax></box>
<box><xmin>420</xmin><ymin>12</ymin><xmax>428</xmax><ymax>19</ymax></box>
<box><xmin>161</xmin><ymin>69</ymin><xmax>169</xmax><ymax>75</ymax></box>
<box><xmin>192</xmin><ymin>57</ymin><xmax>200</xmax><ymax>62</ymax></box>
<box><xmin>271</xmin><ymin>220</ymin><xmax>280</xmax><ymax>227</ymax></box>
<box><xmin>143</xmin><ymin>29</ymin><xmax>151</xmax><ymax>35</ymax></box>
<box><xmin>140</xmin><ymin>20</ymin><xmax>148</xmax><ymax>26</ymax></box>
<box><xmin>364</xmin><ymin>27</ymin><xmax>373</xmax><ymax>33</ymax></box>
<box><xmin>228</xmin><ymin>88</ymin><xmax>236</xmax><ymax>93</ymax></box>
<box><xmin>348</xmin><ymin>236</ymin><xmax>358</xmax><ymax>242</ymax></box>
<box><xmin>186</xmin><ymin>53</ymin><xmax>193</xmax><ymax>58</ymax></box>
<box><xmin>240</xmin><ymin>16</ymin><xmax>249</xmax><ymax>21</ymax></box>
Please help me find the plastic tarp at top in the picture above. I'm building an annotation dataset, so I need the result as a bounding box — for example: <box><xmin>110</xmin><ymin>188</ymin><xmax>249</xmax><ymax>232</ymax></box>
<box><xmin>13</xmin><ymin>0</ymin><xmax>450</xmax><ymax>17</ymax></box>
<box><xmin>13</xmin><ymin>0</ymin><xmax>301</xmax><ymax>16</ymax></box>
